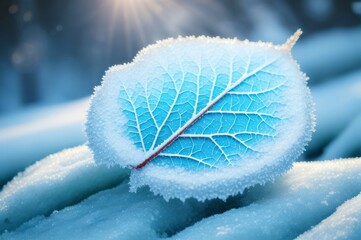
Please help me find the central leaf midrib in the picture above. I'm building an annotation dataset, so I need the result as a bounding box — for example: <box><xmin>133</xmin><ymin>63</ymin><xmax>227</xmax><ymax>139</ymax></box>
<box><xmin>135</xmin><ymin>59</ymin><xmax>276</xmax><ymax>169</ymax></box>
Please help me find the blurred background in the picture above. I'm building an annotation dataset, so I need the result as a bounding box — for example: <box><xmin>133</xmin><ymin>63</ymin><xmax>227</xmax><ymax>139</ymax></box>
<box><xmin>1</xmin><ymin>0</ymin><xmax>361</xmax><ymax>111</ymax></box>
<box><xmin>0</xmin><ymin>0</ymin><xmax>360</xmax><ymax>186</ymax></box>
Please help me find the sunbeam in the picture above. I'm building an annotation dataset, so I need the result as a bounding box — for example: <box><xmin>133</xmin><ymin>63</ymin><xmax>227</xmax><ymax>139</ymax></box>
<box><xmin>102</xmin><ymin>0</ymin><xmax>233</xmax><ymax>60</ymax></box>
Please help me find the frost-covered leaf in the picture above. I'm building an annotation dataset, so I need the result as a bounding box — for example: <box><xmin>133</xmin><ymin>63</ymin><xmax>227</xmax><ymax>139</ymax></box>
<box><xmin>86</xmin><ymin>30</ymin><xmax>315</xmax><ymax>200</ymax></box>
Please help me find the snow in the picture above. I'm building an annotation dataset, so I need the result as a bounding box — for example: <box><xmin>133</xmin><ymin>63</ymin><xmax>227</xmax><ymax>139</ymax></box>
<box><xmin>172</xmin><ymin>158</ymin><xmax>361</xmax><ymax>239</ymax></box>
<box><xmin>0</xmin><ymin>145</ymin><xmax>128</xmax><ymax>234</ymax></box>
<box><xmin>1</xmin><ymin>158</ymin><xmax>360</xmax><ymax>239</ymax></box>
<box><xmin>297</xmin><ymin>192</ymin><xmax>361</xmax><ymax>240</ymax></box>
<box><xmin>0</xmin><ymin>98</ymin><xmax>88</xmax><ymax>186</ymax></box>
<box><xmin>0</xmin><ymin>182</ymin><xmax>207</xmax><ymax>240</ymax></box>
<box><xmin>87</xmin><ymin>34</ymin><xmax>315</xmax><ymax>201</ymax></box>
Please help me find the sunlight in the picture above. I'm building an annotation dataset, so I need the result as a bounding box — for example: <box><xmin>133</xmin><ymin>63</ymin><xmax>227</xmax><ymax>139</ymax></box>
<box><xmin>105</xmin><ymin>0</ymin><xmax>178</xmax><ymax>49</ymax></box>
<box><xmin>103</xmin><ymin>0</ymin><xmax>221</xmax><ymax>56</ymax></box>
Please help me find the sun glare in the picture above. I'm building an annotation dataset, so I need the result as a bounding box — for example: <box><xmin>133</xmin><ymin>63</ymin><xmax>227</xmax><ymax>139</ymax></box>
<box><xmin>107</xmin><ymin>0</ymin><xmax>177</xmax><ymax>46</ymax></box>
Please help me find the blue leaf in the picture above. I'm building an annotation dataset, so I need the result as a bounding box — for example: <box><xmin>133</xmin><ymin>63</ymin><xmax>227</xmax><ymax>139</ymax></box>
<box><xmin>86</xmin><ymin>30</ymin><xmax>315</xmax><ymax>201</ymax></box>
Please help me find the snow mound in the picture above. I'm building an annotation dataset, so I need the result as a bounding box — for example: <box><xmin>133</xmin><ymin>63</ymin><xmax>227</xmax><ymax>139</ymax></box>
<box><xmin>0</xmin><ymin>98</ymin><xmax>89</xmax><ymax>186</ymax></box>
<box><xmin>173</xmin><ymin>158</ymin><xmax>361</xmax><ymax>239</ymax></box>
<box><xmin>297</xmin><ymin>192</ymin><xmax>361</xmax><ymax>240</ymax></box>
<box><xmin>0</xmin><ymin>145</ymin><xmax>128</xmax><ymax>234</ymax></box>
<box><xmin>1</xmin><ymin>158</ymin><xmax>360</xmax><ymax>239</ymax></box>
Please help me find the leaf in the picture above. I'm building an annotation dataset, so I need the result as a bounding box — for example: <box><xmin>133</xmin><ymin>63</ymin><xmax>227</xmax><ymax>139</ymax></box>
<box><xmin>86</xmin><ymin>30</ymin><xmax>315</xmax><ymax>201</ymax></box>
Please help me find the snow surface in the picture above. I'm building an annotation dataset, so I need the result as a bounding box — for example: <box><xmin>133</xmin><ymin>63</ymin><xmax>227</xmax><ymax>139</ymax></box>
<box><xmin>0</xmin><ymin>98</ymin><xmax>88</xmax><ymax>186</ymax></box>
<box><xmin>0</xmin><ymin>145</ymin><xmax>128</xmax><ymax>234</ymax></box>
<box><xmin>172</xmin><ymin>158</ymin><xmax>361</xmax><ymax>240</ymax></box>
<box><xmin>1</xmin><ymin>158</ymin><xmax>360</xmax><ymax>239</ymax></box>
<box><xmin>297</xmin><ymin>192</ymin><xmax>361</xmax><ymax>240</ymax></box>
<box><xmin>87</xmin><ymin>34</ymin><xmax>315</xmax><ymax>201</ymax></box>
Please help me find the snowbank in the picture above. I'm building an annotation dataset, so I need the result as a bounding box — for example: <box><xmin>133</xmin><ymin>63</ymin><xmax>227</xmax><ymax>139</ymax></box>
<box><xmin>173</xmin><ymin>158</ymin><xmax>361</xmax><ymax>239</ymax></box>
<box><xmin>0</xmin><ymin>145</ymin><xmax>128</xmax><ymax>234</ymax></box>
<box><xmin>0</xmin><ymin>98</ymin><xmax>88</xmax><ymax>186</ymax></box>
<box><xmin>1</xmin><ymin>158</ymin><xmax>360</xmax><ymax>239</ymax></box>
<box><xmin>297</xmin><ymin>192</ymin><xmax>361</xmax><ymax>239</ymax></box>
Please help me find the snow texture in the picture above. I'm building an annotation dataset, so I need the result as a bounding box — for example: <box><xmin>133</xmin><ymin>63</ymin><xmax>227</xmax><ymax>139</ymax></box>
<box><xmin>0</xmin><ymin>145</ymin><xmax>128</xmax><ymax>234</ymax></box>
<box><xmin>0</xmin><ymin>98</ymin><xmax>88</xmax><ymax>186</ymax></box>
<box><xmin>172</xmin><ymin>158</ymin><xmax>361</xmax><ymax>240</ymax></box>
<box><xmin>86</xmin><ymin>32</ymin><xmax>315</xmax><ymax>200</ymax></box>
<box><xmin>297</xmin><ymin>192</ymin><xmax>361</xmax><ymax>240</ymax></box>
<box><xmin>1</xmin><ymin>158</ymin><xmax>360</xmax><ymax>240</ymax></box>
